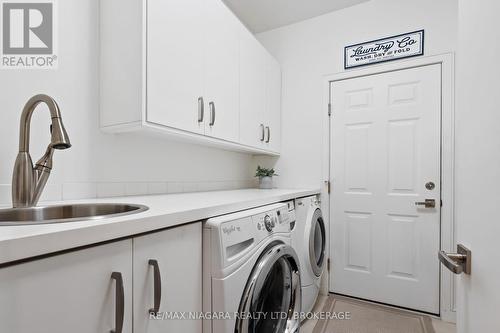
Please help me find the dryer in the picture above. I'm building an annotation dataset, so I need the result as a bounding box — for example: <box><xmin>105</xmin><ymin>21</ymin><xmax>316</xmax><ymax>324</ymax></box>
<box><xmin>292</xmin><ymin>195</ymin><xmax>326</xmax><ymax>315</ymax></box>
<box><xmin>203</xmin><ymin>202</ymin><xmax>301</xmax><ymax>333</ymax></box>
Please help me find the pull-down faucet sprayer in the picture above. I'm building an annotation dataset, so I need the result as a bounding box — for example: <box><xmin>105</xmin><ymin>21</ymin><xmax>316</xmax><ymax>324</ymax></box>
<box><xmin>12</xmin><ymin>94</ymin><xmax>71</xmax><ymax>208</ymax></box>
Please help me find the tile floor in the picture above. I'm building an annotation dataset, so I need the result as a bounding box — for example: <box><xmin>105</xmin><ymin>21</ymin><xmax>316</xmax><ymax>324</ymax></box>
<box><xmin>300</xmin><ymin>295</ymin><xmax>456</xmax><ymax>333</ymax></box>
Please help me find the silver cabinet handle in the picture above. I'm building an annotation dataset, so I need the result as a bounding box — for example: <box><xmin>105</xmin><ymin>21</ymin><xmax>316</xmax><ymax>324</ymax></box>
<box><xmin>111</xmin><ymin>272</ymin><xmax>125</xmax><ymax>333</ymax></box>
<box><xmin>265</xmin><ymin>126</ymin><xmax>270</xmax><ymax>143</ymax></box>
<box><xmin>415</xmin><ymin>199</ymin><xmax>436</xmax><ymax>208</ymax></box>
<box><xmin>209</xmin><ymin>102</ymin><xmax>216</xmax><ymax>126</ymax></box>
<box><xmin>260</xmin><ymin>124</ymin><xmax>265</xmax><ymax>142</ymax></box>
<box><xmin>198</xmin><ymin>97</ymin><xmax>204</xmax><ymax>123</ymax></box>
<box><xmin>438</xmin><ymin>244</ymin><xmax>471</xmax><ymax>275</ymax></box>
<box><xmin>148</xmin><ymin>259</ymin><xmax>162</xmax><ymax>314</ymax></box>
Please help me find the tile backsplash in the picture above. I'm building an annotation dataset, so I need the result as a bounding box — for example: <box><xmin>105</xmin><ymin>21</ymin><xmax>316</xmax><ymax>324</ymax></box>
<box><xmin>0</xmin><ymin>179</ymin><xmax>256</xmax><ymax>207</ymax></box>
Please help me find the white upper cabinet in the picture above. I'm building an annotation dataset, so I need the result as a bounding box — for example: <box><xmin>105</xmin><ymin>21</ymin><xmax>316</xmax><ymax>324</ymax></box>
<box><xmin>239</xmin><ymin>31</ymin><xmax>282</xmax><ymax>153</ymax></box>
<box><xmin>100</xmin><ymin>0</ymin><xmax>281</xmax><ymax>155</ymax></box>
<box><xmin>147</xmin><ymin>0</ymin><xmax>205</xmax><ymax>135</ymax></box>
<box><xmin>204</xmin><ymin>0</ymin><xmax>240</xmax><ymax>142</ymax></box>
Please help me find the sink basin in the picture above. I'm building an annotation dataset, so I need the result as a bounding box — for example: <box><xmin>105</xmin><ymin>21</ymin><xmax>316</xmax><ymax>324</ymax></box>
<box><xmin>0</xmin><ymin>203</ymin><xmax>149</xmax><ymax>226</ymax></box>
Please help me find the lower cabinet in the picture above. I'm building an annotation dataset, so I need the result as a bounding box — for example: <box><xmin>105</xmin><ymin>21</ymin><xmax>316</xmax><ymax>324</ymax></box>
<box><xmin>133</xmin><ymin>222</ymin><xmax>202</xmax><ymax>333</ymax></box>
<box><xmin>0</xmin><ymin>223</ymin><xmax>202</xmax><ymax>333</ymax></box>
<box><xmin>0</xmin><ymin>239</ymin><xmax>134</xmax><ymax>333</ymax></box>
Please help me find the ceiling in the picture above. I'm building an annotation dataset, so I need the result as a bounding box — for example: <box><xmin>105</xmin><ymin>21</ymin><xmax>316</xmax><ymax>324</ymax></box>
<box><xmin>223</xmin><ymin>0</ymin><xmax>370</xmax><ymax>33</ymax></box>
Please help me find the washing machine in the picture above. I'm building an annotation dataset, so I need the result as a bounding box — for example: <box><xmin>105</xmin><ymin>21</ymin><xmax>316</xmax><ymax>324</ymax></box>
<box><xmin>203</xmin><ymin>202</ymin><xmax>301</xmax><ymax>333</ymax></box>
<box><xmin>292</xmin><ymin>195</ymin><xmax>326</xmax><ymax>315</ymax></box>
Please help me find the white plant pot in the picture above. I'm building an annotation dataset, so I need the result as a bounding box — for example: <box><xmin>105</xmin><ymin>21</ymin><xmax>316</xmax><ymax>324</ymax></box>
<box><xmin>259</xmin><ymin>176</ymin><xmax>273</xmax><ymax>189</ymax></box>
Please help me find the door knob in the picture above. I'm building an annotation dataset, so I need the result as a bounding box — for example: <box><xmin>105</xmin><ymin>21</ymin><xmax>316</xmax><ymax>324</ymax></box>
<box><xmin>438</xmin><ymin>244</ymin><xmax>471</xmax><ymax>274</ymax></box>
<box><xmin>415</xmin><ymin>199</ymin><xmax>436</xmax><ymax>208</ymax></box>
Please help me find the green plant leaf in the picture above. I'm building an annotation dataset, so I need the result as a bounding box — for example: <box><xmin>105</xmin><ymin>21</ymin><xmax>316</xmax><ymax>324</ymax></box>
<box><xmin>255</xmin><ymin>166</ymin><xmax>278</xmax><ymax>177</ymax></box>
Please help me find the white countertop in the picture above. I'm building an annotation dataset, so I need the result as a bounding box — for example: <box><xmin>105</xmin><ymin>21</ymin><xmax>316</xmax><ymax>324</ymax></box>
<box><xmin>0</xmin><ymin>188</ymin><xmax>319</xmax><ymax>266</ymax></box>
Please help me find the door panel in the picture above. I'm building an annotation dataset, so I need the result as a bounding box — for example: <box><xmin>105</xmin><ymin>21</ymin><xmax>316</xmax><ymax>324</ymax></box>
<box><xmin>330</xmin><ymin>64</ymin><xmax>441</xmax><ymax>314</ymax></box>
<box><xmin>204</xmin><ymin>0</ymin><xmax>240</xmax><ymax>141</ymax></box>
<box><xmin>345</xmin><ymin>212</ymin><xmax>372</xmax><ymax>272</ymax></box>
<box><xmin>147</xmin><ymin>0</ymin><xmax>205</xmax><ymax>134</ymax></box>
<box><xmin>0</xmin><ymin>240</ymin><xmax>133</xmax><ymax>333</ymax></box>
<box><xmin>133</xmin><ymin>223</ymin><xmax>202</xmax><ymax>333</ymax></box>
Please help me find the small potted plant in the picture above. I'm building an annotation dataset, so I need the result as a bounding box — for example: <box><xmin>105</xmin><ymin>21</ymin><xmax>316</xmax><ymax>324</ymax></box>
<box><xmin>255</xmin><ymin>166</ymin><xmax>277</xmax><ymax>189</ymax></box>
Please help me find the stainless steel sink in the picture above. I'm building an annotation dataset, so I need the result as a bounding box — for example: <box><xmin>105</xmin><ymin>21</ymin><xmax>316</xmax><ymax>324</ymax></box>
<box><xmin>0</xmin><ymin>203</ymin><xmax>149</xmax><ymax>226</ymax></box>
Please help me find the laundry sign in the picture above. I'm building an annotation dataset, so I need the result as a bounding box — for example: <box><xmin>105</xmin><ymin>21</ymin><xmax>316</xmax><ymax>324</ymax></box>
<box><xmin>344</xmin><ymin>30</ymin><xmax>424</xmax><ymax>69</ymax></box>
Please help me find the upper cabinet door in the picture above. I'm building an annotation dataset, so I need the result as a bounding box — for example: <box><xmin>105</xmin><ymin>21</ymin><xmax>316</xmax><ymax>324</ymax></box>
<box><xmin>133</xmin><ymin>223</ymin><xmax>202</xmax><ymax>333</ymax></box>
<box><xmin>239</xmin><ymin>28</ymin><xmax>268</xmax><ymax>148</ymax></box>
<box><xmin>0</xmin><ymin>240</ymin><xmax>133</xmax><ymax>333</ymax></box>
<box><xmin>147</xmin><ymin>0</ymin><xmax>205</xmax><ymax>134</ymax></box>
<box><xmin>265</xmin><ymin>55</ymin><xmax>282</xmax><ymax>153</ymax></box>
<box><xmin>204</xmin><ymin>0</ymin><xmax>240</xmax><ymax>142</ymax></box>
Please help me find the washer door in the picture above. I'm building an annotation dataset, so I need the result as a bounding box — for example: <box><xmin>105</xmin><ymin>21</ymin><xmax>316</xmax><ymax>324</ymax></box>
<box><xmin>309</xmin><ymin>209</ymin><xmax>326</xmax><ymax>277</ymax></box>
<box><xmin>235</xmin><ymin>242</ymin><xmax>301</xmax><ymax>333</ymax></box>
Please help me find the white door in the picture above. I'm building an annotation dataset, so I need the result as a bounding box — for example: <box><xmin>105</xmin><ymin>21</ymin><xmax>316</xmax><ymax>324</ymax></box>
<box><xmin>147</xmin><ymin>0</ymin><xmax>205</xmax><ymax>134</ymax></box>
<box><xmin>204</xmin><ymin>0</ymin><xmax>240</xmax><ymax>142</ymax></box>
<box><xmin>239</xmin><ymin>27</ymin><xmax>268</xmax><ymax>149</ymax></box>
<box><xmin>0</xmin><ymin>240</ymin><xmax>133</xmax><ymax>333</ymax></box>
<box><xmin>454</xmin><ymin>1</ymin><xmax>500</xmax><ymax>331</ymax></box>
<box><xmin>133</xmin><ymin>223</ymin><xmax>202</xmax><ymax>333</ymax></box>
<box><xmin>330</xmin><ymin>64</ymin><xmax>441</xmax><ymax>314</ymax></box>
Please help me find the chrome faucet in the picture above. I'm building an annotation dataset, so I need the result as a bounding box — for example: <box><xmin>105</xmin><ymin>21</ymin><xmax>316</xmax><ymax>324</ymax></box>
<box><xmin>12</xmin><ymin>94</ymin><xmax>71</xmax><ymax>208</ymax></box>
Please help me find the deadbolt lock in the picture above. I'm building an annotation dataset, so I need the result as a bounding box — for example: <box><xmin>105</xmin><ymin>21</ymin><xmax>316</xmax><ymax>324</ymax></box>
<box><xmin>425</xmin><ymin>182</ymin><xmax>436</xmax><ymax>190</ymax></box>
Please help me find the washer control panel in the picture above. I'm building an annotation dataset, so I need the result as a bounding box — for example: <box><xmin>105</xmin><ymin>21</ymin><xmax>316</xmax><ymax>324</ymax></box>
<box><xmin>254</xmin><ymin>204</ymin><xmax>295</xmax><ymax>234</ymax></box>
<box><xmin>255</xmin><ymin>213</ymin><xmax>277</xmax><ymax>233</ymax></box>
<box><xmin>209</xmin><ymin>202</ymin><xmax>297</xmax><ymax>269</ymax></box>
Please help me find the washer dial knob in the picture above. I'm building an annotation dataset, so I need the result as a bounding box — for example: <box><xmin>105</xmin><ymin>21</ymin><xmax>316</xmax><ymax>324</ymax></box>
<box><xmin>264</xmin><ymin>215</ymin><xmax>274</xmax><ymax>232</ymax></box>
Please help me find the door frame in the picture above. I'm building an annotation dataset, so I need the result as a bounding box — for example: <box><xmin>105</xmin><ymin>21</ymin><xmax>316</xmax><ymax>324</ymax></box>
<box><xmin>320</xmin><ymin>53</ymin><xmax>455</xmax><ymax>322</ymax></box>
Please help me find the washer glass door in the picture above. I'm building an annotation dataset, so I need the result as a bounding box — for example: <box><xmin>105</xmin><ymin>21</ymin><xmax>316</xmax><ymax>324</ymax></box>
<box><xmin>309</xmin><ymin>209</ymin><xmax>326</xmax><ymax>277</ymax></box>
<box><xmin>236</xmin><ymin>243</ymin><xmax>301</xmax><ymax>333</ymax></box>
<box><xmin>251</xmin><ymin>256</ymin><xmax>291</xmax><ymax>332</ymax></box>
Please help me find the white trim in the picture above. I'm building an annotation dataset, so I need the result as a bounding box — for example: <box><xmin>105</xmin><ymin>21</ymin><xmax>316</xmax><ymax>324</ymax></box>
<box><xmin>322</xmin><ymin>53</ymin><xmax>456</xmax><ymax>322</ymax></box>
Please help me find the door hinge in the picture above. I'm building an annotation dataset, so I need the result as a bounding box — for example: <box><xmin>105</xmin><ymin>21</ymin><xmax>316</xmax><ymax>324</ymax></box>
<box><xmin>328</xmin><ymin>103</ymin><xmax>332</xmax><ymax>116</ymax></box>
<box><xmin>327</xmin><ymin>258</ymin><xmax>331</xmax><ymax>272</ymax></box>
<box><xmin>441</xmin><ymin>199</ymin><xmax>443</xmax><ymax>207</ymax></box>
<box><xmin>325</xmin><ymin>180</ymin><xmax>331</xmax><ymax>194</ymax></box>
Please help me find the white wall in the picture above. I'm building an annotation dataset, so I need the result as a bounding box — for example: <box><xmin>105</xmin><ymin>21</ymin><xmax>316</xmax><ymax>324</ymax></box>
<box><xmin>255</xmin><ymin>0</ymin><xmax>458</xmax><ymax>189</ymax></box>
<box><xmin>455</xmin><ymin>1</ymin><xmax>500</xmax><ymax>332</ymax></box>
<box><xmin>0</xmin><ymin>0</ymin><xmax>254</xmax><ymax>206</ymax></box>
